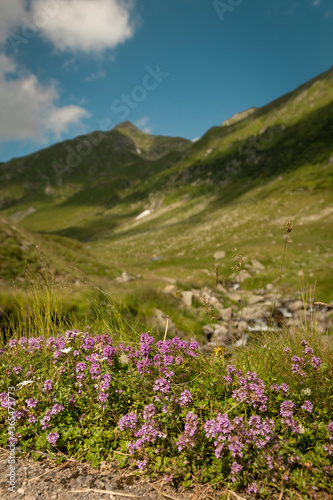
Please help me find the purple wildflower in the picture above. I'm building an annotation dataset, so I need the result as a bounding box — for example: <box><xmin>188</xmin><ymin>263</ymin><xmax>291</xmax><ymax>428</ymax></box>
<box><xmin>311</xmin><ymin>356</ymin><xmax>321</xmax><ymax>369</ymax></box>
<box><xmin>153</xmin><ymin>378</ymin><xmax>171</xmax><ymax>394</ymax></box>
<box><xmin>280</xmin><ymin>400</ymin><xmax>295</xmax><ymax>418</ymax></box>
<box><xmin>51</xmin><ymin>404</ymin><xmax>64</xmax><ymax>415</ymax></box>
<box><xmin>25</xmin><ymin>398</ymin><xmax>38</xmax><ymax>408</ymax></box>
<box><xmin>230</xmin><ymin>461</ymin><xmax>242</xmax><ymax>481</ymax></box>
<box><xmin>118</xmin><ymin>412</ymin><xmax>138</xmax><ymax>431</ymax></box>
<box><xmin>8</xmin><ymin>339</ymin><xmax>18</xmax><ymax>348</ymax></box>
<box><xmin>302</xmin><ymin>400</ymin><xmax>313</xmax><ymax>413</ymax></box>
<box><xmin>47</xmin><ymin>432</ymin><xmax>59</xmax><ymax>446</ymax></box>
<box><xmin>178</xmin><ymin>390</ymin><xmax>192</xmax><ymax>407</ymax></box>
<box><xmin>143</xmin><ymin>404</ymin><xmax>156</xmax><ymax>420</ymax></box>
<box><xmin>13</xmin><ymin>366</ymin><xmax>22</xmax><ymax>374</ymax></box>
<box><xmin>28</xmin><ymin>414</ymin><xmax>36</xmax><ymax>423</ymax></box>
<box><xmin>136</xmin><ymin>460</ymin><xmax>147</xmax><ymax>470</ymax></box>
<box><xmin>43</xmin><ymin>379</ymin><xmax>53</xmax><ymax>393</ymax></box>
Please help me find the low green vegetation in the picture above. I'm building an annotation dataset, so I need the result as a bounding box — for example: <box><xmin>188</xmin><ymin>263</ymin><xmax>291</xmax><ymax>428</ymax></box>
<box><xmin>0</xmin><ymin>284</ymin><xmax>332</xmax><ymax>498</ymax></box>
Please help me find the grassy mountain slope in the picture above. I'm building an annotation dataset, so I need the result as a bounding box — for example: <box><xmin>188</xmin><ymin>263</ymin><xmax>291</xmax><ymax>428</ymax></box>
<box><xmin>0</xmin><ymin>67</ymin><xmax>332</xmax><ymax>332</ymax></box>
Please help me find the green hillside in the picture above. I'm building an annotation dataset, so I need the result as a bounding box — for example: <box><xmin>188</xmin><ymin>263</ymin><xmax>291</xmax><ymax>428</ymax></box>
<box><xmin>1</xmin><ymin>67</ymin><xmax>332</xmax><ymax>334</ymax></box>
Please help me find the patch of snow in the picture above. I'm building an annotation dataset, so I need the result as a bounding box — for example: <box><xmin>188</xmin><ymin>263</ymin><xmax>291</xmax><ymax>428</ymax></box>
<box><xmin>135</xmin><ymin>209</ymin><xmax>151</xmax><ymax>220</ymax></box>
<box><xmin>136</xmin><ymin>147</ymin><xmax>141</xmax><ymax>154</ymax></box>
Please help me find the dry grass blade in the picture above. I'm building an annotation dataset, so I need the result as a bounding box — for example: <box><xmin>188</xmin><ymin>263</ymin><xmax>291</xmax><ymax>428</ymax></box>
<box><xmin>149</xmin><ymin>482</ymin><xmax>181</xmax><ymax>500</ymax></box>
<box><xmin>227</xmin><ymin>490</ymin><xmax>247</xmax><ymax>500</ymax></box>
<box><xmin>71</xmin><ymin>488</ymin><xmax>138</xmax><ymax>498</ymax></box>
<box><xmin>27</xmin><ymin>462</ymin><xmax>66</xmax><ymax>482</ymax></box>
<box><xmin>314</xmin><ymin>301</ymin><xmax>333</xmax><ymax>308</ymax></box>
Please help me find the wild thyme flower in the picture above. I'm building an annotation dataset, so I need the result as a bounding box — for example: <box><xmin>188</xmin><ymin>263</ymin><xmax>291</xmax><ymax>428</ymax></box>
<box><xmin>311</xmin><ymin>356</ymin><xmax>321</xmax><ymax>369</ymax></box>
<box><xmin>230</xmin><ymin>461</ymin><xmax>242</xmax><ymax>481</ymax></box>
<box><xmin>153</xmin><ymin>378</ymin><xmax>171</xmax><ymax>394</ymax></box>
<box><xmin>228</xmin><ymin>436</ymin><xmax>244</xmax><ymax>458</ymax></box>
<box><xmin>283</xmin><ymin>347</ymin><xmax>291</xmax><ymax>354</ymax></box>
<box><xmin>18</xmin><ymin>337</ymin><xmax>28</xmax><ymax>347</ymax></box>
<box><xmin>8</xmin><ymin>339</ymin><xmax>18</xmax><ymax>348</ymax></box>
<box><xmin>81</xmin><ymin>336</ymin><xmax>96</xmax><ymax>351</ymax></box>
<box><xmin>246</xmin><ymin>483</ymin><xmax>259</xmax><ymax>494</ymax></box>
<box><xmin>97</xmin><ymin>392</ymin><xmax>109</xmax><ymax>408</ymax></box>
<box><xmin>51</xmin><ymin>403</ymin><xmax>64</xmax><ymax>415</ymax></box>
<box><xmin>28</xmin><ymin>414</ymin><xmax>36</xmax><ymax>423</ymax></box>
<box><xmin>90</xmin><ymin>362</ymin><xmax>100</xmax><ymax>379</ymax></box>
<box><xmin>176</xmin><ymin>413</ymin><xmax>198</xmax><ymax>451</ymax></box>
<box><xmin>75</xmin><ymin>362</ymin><xmax>86</xmax><ymax>372</ymax></box>
<box><xmin>25</xmin><ymin>398</ymin><xmax>38</xmax><ymax>408</ymax></box>
<box><xmin>136</xmin><ymin>460</ymin><xmax>147</xmax><ymax>470</ymax></box>
<box><xmin>13</xmin><ymin>366</ymin><xmax>22</xmax><ymax>374</ymax></box>
<box><xmin>143</xmin><ymin>404</ymin><xmax>156</xmax><ymax>420</ymax></box>
<box><xmin>178</xmin><ymin>390</ymin><xmax>193</xmax><ymax>407</ymax></box>
<box><xmin>175</xmin><ymin>356</ymin><xmax>183</xmax><ymax>365</ymax></box>
<box><xmin>280</xmin><ymin>400</ymin><xmax>295</xmax><ymax>418</ymax></box>
<box><xmin>42</xmin><ymin>379</ymin><xmax>53</xmax><ymax>393</ymax></box>
<box><xmin>302</xmin><ymin>400</ymin><xmax>313</xmax><ymax>413</ymax></box>
<box><xmin>100</xmin><ymin>373</ymin><xmax>112</xmax><ymax>391</ymax></box>
<box><xmin>118</xmin><ymin>412</ymin><xmax>138</xmax><ymax>431</ymax></box>
<box><xmin>163</xmin><ymin>355</ymin><xmax>173</xmax><ymax>366</ymax></box>
<box><xmin>47</xmin><ymin>432</ymin><xmax>59</xmax><ymax>446</ymax></box>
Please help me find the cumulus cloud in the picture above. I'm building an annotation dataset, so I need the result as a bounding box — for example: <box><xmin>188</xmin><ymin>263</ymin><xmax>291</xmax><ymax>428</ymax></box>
<box><xmin>0</xmin><ymin>54</ymin><xmax>89</xmax><ymax>142</ymax></box>
<box><xmin>0</xmin><ymin>0</ymin><xmax>26</xmax><ymax>45</ymax></box>
<box><xmin>31</xmin><ymin>0</ymin><xmax>135</xmax><ymax>53</ymax></box>
<box><xmin>312</xmin><ymin>0</ymin><xmax>321</xmax><ymax>6</ymax></box>
<box><xmin>135</xmin><ymin>116</ymin><xmax>152</xmax><ymax>134</ymax></box>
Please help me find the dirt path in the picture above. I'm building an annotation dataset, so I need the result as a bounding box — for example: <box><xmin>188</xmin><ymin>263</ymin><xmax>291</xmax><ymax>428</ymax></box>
<box><xmin>0</xmin><ymin>449</ymin><xmax>232</xmax><ymax>500</ymax></box>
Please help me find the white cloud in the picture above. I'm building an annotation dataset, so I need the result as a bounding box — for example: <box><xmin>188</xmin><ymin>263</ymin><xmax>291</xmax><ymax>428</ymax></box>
<box><xmin>0</xmin><ymin>0</ymin><xmax>26</xmax><ymax>45</ymax></box>
<box><xmin>0</xmin><ymin>54</ymin><xmax>89</xmax><ymax>142</ymax></box>
<box><xmin>84</xmin><ymin>68</ymin><xmax>106</xmax><ymax>82</ymax></box>
<box><xmin>192</xmin><ymin>137</ymin><xmax>200</xmax><ymax>143</ymax></box>
<box><xmin>312</xmin><ymin>0</ymin><xmax>321</xmax><ymax>6</ymax></box>
<box><xmin>31</xmin><ymin>0</ymin><xmax>135</xmax><ymax>53</ymax></box>
<box><xmin>135</xmin><ymin>116</ymin><xmax>152</xmax><ymax>134</ymax></box>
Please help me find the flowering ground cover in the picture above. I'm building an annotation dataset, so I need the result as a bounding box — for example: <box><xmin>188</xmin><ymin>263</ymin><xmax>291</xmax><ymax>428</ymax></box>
<box><xmin>1</xmin><ymin>320</ymin><xmax>332</xmax><ymax>499</ymax></box>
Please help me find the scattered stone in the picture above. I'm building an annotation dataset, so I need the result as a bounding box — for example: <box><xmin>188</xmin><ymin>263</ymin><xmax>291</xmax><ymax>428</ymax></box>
<box><xmin>242</xmin><ymin>304</ymin><xmax>270</xmax><ymax>321</ymax></box>
<box><xmin>251</xmin><ymin>259</ymin><xmax>265</xmax><ymax>270</ymax></box>
<box><xmin>219</xmin><ymin>307</ymin><xmax>233</xmax><ymax>322</ymax></box>
<box><xmin>210</xmin><ymin>326</ymin><xmax>232</xmax><ymax>346</ymax></box>
<box><xmin>202</xmin><ymin>325</ymin><xmax>214</xmax><ymax>337</ymax></box>
<box><xmin>164</xmin><ymin>284</ymin><xmax>177</xmax><ymax>294</ymax></box>
<box><xmin>266</xmin><ymin>283</ymin><xmax>274</xmax><ymax>291</ymax></box>
<box><xmin>115</xmin><ymin>271</ymin><xmax>136</xmax><ymax>283</ymax></box>
<box><xmin>214</xmin><ymin>250</ymin><xmax>226</xmax><ymax>260</ymax></box>
<box><xmin>234</xmin><ymin>334</ymin><xmax>249</xmax><ymax>347</ymax></box>
<box><xmin>181</xmin><ymin>291</ymin><xmax>193</xmax><ymax>307</ymax></box>
<box><xmin>247</xmin><ymin>295</ymin><xmax>264</xmax><ymax>305</ymax></box>
<box><xmin>288</xmin><ymin>300</ymin><xmax>304</xmax><ymax>312</ymax></box>
<box><xmin>236</xmin><ymin>270</ymin><xmax>251</xmax><ymax>281</ymax></box>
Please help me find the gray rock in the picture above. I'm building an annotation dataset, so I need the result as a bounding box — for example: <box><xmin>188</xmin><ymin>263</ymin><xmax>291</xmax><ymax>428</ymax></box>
<box><xmin>219</xmin><ymin>307</ymin><xmax>233</xmax><ymax>322</ymax></box>
<box><xmin>288</xmin><ymin>300</ymin><xmax>305</xmax><ymax>312</ymax></box>
<box><xmin>181</xmin><ymin>291</ymin><xmax>193</xmax><ymax>307</ymax></box>
<box><xmin>214</xmin><ymin>250</ymin><xmax>226</xmax><ymax>260</ymax></box>
<box><xmin>251</xmin><ymin>259</ymin><xmax>265</xmax><ymax>270</ymax></box>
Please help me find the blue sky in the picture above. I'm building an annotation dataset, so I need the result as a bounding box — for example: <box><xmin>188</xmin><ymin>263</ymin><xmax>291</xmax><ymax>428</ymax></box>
<box><xmin>0</xmin><ymin>0</ymin><xmax>332</xmax><ymax>162</ymax></box>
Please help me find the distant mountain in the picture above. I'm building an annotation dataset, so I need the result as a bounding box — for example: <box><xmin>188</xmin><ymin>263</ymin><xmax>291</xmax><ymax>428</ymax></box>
<box><xmin>0</xmin><ymin>66</ymin><xmax>332</xmax><ymax>302</ymax></box>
